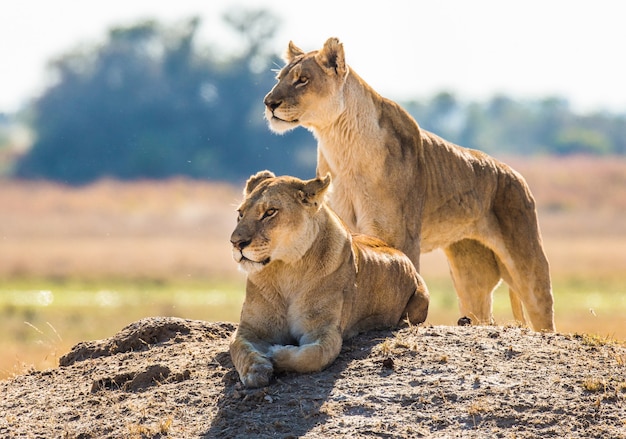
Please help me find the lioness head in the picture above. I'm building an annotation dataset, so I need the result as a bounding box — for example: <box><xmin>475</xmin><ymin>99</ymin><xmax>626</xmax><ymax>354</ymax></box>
<box><xmin>230</xmin><ymin>171</ymin><xmax>331</xmax><ymax>274</ymax></box>
<box><xmin>263</xmin><ymin>37</ymin><xmax>348</xmax><ymax>133</ymax></box>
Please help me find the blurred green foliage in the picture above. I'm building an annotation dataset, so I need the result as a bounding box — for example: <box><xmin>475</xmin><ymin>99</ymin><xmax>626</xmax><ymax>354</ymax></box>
<box><xmin>14</xmin><ymin>12</ymin><xmax>315</xmax><ymax>184</ymax></box>
<box><xmin>405</xmin><ymin>93</ymin><xmax>626</xmax><ymax>156</ymax></box>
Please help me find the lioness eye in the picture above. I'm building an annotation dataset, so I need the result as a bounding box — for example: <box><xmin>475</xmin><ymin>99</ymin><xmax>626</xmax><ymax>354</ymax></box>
<box><xmin>236</xmin><ymin>210</ymin><xmax>243</xmax><ymax>222</ymax></box>
<box><xmin>262</xmin><ymin>208</ymin><xmax>277</xmax><ymax>220</ymax></box>
<box><xmin>295</xmin><ymin>76</ymin><xmax>308</xmax><ymax>86</ymax></box>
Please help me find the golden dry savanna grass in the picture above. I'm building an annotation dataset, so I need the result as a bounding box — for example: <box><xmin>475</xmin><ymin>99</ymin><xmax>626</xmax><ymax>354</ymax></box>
<box><xmin>0</xmin><ymin>178</ymin><xmax>242</xmax><ymax>280</ymax></box>
<box><xmin>1</xmin><ymin>156</ymin><xmax>625</xmax><ymax>379</ymax></box>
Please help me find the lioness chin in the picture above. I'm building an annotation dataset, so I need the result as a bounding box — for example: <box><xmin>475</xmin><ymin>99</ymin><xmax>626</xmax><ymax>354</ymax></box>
<box><xmin>263</xmin><ymin>37</ymin><xmax>555</xmax><ymax>332</ymax></box>
<box><xmin>229</xmin><ymin>171</ymin><xmax>429</xmax><ymax>388</ymax></box>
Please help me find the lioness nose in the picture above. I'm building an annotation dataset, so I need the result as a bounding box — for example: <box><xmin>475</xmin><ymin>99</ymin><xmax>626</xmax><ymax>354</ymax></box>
<box><xmin>264</xmin><ymin>96</ymin><xmax>282</xmax><ymax>111</ymax></box>
<box><xmin>230</xmin><ymin>236</ymin><xmax>251</xmax><ymax>250</ymax></box>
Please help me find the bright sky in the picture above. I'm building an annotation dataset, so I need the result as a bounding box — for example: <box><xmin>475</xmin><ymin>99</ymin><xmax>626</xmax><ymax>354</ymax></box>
<box><xmin>2</xmin><ymin>0</ymin><xmax>625</xmax><ymax>114</ymax></box>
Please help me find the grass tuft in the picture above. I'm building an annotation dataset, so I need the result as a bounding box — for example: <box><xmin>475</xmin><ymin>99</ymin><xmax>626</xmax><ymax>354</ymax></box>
<box><xmin>581</xmin><ymin>378</ymin><xmax>605</xmax><ymax>392</ymax></box>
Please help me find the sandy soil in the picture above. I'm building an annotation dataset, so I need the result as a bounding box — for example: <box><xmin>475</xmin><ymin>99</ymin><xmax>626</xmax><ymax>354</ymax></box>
<box><xmin>1</xmin><ymin>317</ymin><xmax>624</xmax><ymax>438</ymax></box>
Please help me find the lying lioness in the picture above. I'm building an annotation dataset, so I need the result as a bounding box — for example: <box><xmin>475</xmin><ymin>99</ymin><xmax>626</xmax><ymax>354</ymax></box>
<box><xmin>263</xmin><ymin>37</ymin><xmax>555</xmax><ymax>332</ymax></box>
<box><xmin>229</xmin><ymin>171</ymin><xmax>429</xmax><ymax>388</ymax></box>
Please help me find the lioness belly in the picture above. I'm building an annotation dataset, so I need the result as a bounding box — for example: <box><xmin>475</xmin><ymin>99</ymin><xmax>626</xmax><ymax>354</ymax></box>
<box><xmin>420</xmin><ymin>221</ymin><xmax>475</xmax><ymax>253</ymax></box>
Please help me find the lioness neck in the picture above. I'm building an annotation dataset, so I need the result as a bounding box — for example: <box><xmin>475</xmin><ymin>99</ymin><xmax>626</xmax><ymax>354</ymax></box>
<box><xmin>298</xmin><ymin>206</ymin><xmax>351</xmax><ymax>276</ymax></box>
<box><xmin>312</xmin><ymin>70</ymin><xmax>420</xmax><ymax>178</ymax></box>
<box><xmin>315</xmin><ymin>71</ymin><xmax>382</xmax><ymax>146</ymax></box>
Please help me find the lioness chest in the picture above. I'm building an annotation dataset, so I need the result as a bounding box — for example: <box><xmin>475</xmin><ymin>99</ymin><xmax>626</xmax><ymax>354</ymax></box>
<box><xmin>318</xmin><ymin>141</ymin><xmax>392</xmax><ymax>234</ymax></box>
<box><xmin>252</xmin><ymin>268</ymin><xmax>349</xmax><ymax>342</ymax></box>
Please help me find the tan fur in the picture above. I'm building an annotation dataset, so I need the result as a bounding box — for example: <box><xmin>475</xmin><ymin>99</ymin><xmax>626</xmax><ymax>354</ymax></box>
<box><xmin>263</xmin><ymin>38</ymin><xmax>555</xmax><ymax>332</ymax></box>
<box><xmin>229</xmin><ymin>171</ymin><xmax>429</xmax><ymax>387</ymax></box>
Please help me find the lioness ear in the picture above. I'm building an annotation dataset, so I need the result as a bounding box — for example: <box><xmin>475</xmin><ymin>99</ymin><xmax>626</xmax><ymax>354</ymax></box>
<box><xmin>245</xmin><ymin>170</ymin><xmax>275</xmax><ymax>195</ymax></box>
<box><xmin>299</xmin><ymin>173</ymin><xmax>331</xmax><ymax>207</ymax></box>
<box><xmin>284</xmin><ymin>41</ymin><xmax>305</xmax><ymax>63</ymax></box>
<box><xmin>315</xmin><ymin>37</ymin><xmax>347</xmax><ymax>77</ymax></box>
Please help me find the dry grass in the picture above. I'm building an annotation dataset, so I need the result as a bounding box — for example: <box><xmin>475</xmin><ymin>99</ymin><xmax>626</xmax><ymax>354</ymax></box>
<box><xmin>581</xmin><ymin>377</ymin><xmax>605</xmax><ymax>392</ymax></box>
<box><xmin>1</xmin><ymin>156</ymin><xmax>625</xmax><ymax>379</ymax></box>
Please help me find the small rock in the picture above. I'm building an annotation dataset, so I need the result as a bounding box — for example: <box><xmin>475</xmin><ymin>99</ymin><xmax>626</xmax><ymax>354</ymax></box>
<box><xmin>457</xmin><ymin>316</ymin><xmax>472</xmax><ymax>326</ymax></box>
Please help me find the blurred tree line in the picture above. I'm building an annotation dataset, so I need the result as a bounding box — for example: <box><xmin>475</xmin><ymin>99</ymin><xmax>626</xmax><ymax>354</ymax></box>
<box><xmin>14</xmin><ymin>11</ymin><xmax>315</xmax><ymax>184</ymax></box>
<box><xmin>406</xmin><ymin>93</ymin><xmax>626</xmax><ymax>156</ymax></box>
<box><xmin>10</xmin><ymin>11</ymin><xmax>626</xmax><ymax>185</ymax></box>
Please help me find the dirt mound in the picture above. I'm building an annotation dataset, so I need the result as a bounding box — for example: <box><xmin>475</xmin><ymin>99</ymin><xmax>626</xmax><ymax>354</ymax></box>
<box><xmin>1</xmin><ymin>317</ymin><xmax>625</xmax><ymax>438</ymax></box>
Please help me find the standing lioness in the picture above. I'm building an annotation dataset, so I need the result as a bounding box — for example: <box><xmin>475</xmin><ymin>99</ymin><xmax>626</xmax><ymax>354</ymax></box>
<box><xmin>229</xmin><ymin>171</ymin><xmax>429</xmax><ymax>388</ymax></box>
<box><xmin>264</xmin><ymin>38</ymin><xmax>555</xmax><ymax>332</ymax></box>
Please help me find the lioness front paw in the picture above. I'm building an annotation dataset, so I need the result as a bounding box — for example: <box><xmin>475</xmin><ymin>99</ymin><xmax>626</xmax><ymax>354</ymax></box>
<box><xmin>268</xmin><ymin>344</ymin><xmax>298</xmax><ymax>370</ymax></box>
<box><xmin>240</xmin><ymin>356</ymin><xmax>273</xmax><ymax>388</ymax></box>
<box><xmin>269</xmin><ymin>344</ymin><xmax>329</xmax><ymax>373</ymax></box>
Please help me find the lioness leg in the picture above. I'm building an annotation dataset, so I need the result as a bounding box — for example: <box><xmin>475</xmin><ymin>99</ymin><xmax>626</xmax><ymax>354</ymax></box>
<box><xmin>488</xmin><ymin>208</ymin><xmax>555</xmax><ymax>331</ymax></box>
<box><xmin>401</xmin><ymin>280</ymin><xmax>430</xmax><ymax>325</ymax></box>
<box><xmin>444</xmin><ymin>239</ymin><xmax>501</xmax><ymax>325</ymax></box>
<box><xmin>230</xmin><ymin>326</ymin><xmax>274</xmax><ymax>388</ymax></box>
<box><xmin>270</xmin><ymin>329</ymin><xmax>343</xmax><ymax>373</ymax></box>
<box><xmin>508</xmin><ymin>288</ymin><xmax>526</xmax><ymax>325</ymax></box>
<box><xmin>491</xmin><ymin>240</ymin><xmax>555</xmax><ymax>332</ymax></box>
<box><xmin>494</xmin><ymin>261</ymin><xmax>528</xmax><ymax>325</ymax></box>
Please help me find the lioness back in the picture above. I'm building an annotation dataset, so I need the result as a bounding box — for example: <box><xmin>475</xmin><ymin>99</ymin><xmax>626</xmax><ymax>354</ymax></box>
<box><xmin>348</xmin><ymin>233</ymin><xmax>429</xmax><ymax>336</ymax></box>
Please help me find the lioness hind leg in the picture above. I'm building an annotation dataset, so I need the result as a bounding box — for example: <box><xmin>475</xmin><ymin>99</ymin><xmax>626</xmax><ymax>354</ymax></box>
<box><xmin>499</xmin><ymin>252</ymin><xmax>554</xmax><ymax>332</ymax></box>
<box><xmin>491</xmin><ymin>177</ymin><xmax>555</xmax><ymax>331</ymax></box>
<box><xmin>490</xmin><ymin>220</ymin><xmax>555</xmax><ymax>331</ymax></box>
<box><xmin>508</xmin><ymin>288</ymin><xmax>527</xmax><ymax>326</ymax></box>
<box><xmin>444</xmin><ymin>239</ymin><xmax>501</xmax><ymax>325</ymax></box>
<box><xmin>402</xmin><ymin>280</ymin><xmax>430</xmax><ymax>324</ymax></box>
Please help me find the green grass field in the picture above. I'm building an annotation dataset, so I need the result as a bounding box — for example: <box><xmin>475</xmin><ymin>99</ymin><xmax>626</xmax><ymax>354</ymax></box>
<box><xmin>0</xmin><ymin>279</ymin><xmax>245</xmax><ymax>379</ymax></box>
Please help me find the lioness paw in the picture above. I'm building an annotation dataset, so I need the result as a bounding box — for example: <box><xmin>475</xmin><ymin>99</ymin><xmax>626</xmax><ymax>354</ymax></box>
<box><xmin>240</xmin><ymin>356</ymin><xmax>273</xmax><ymax>388</ymax></box>
<box><xmin>268</xmin><ymin>344</ymin><xmax>298</xmax><ymax>369</ymax></box>
<box><xmin>269</xmin><ymin>344</ymin><xmax>330</xmax><ymax>373</ymax></box>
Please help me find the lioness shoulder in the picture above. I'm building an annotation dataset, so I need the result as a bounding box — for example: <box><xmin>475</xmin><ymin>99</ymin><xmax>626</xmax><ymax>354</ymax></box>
<box><xmin>229</xmin><ymin>170</ymin><xmax>429</xmax><ymax>387</ymax></box>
